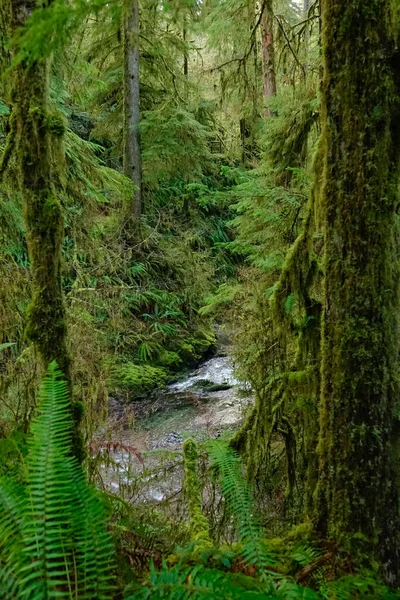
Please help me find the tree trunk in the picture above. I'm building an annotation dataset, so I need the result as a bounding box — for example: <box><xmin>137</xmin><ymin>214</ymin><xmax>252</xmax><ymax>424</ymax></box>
<box><xmin>183</xmin><ymin>22</ymin><xmax>188</xmax><ymax>77</ymax></box>
<box><xmin>2</xmin><ymin>0</ymin><xmax>84</xmax><ymax>461</ymax></box>
<box><xmin>123</xmin><ymin>0</ymin><xmax>142</xmax><ymax>220</ymax></box>
<box><xmin>303</xmin><ymin>0</ymin><xmax>311</xmax><ymax>69</ymax></box>
<box><xmin>260</xmin><ymin>0</ymin><xmax>276</xmax><ymax>117</ymax></box>
<box><xmin>314</xmin><ymin>0</ymin><xmax>400</xmax><ymax>584</ymax></box>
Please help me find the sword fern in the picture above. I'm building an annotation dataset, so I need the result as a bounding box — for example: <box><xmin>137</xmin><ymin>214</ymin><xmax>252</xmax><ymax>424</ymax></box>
<box><xmin>0</xmin><ymin>362</ymin><xmax>115</xmax><ymax>599</ymax></box>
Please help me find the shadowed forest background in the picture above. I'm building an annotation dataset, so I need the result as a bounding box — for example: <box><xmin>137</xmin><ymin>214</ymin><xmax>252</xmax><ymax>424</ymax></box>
<box><xmin>1</xmin><ymin>0</ymin><xmax>400</xmax><ymax>597</ymax></box>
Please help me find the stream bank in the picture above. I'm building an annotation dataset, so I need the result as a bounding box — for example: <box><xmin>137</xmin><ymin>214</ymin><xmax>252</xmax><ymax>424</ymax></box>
<box><xmin>93</xmin><ymin>354</ymin><xmax>253</xmax><ymax>501</ymax></box>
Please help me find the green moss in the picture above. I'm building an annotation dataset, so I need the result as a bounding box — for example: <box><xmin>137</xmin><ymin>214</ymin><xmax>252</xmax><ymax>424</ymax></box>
<box><xmin>2</xmin><ymin>1</ymin><xmax>84</xmax><ymax>462</ymax></box>
<box><xmin>182</xmin><ymin>438</ymin><xmax>212</xmax><ymax>547</ymax></box>
<box><xmin>178</xmin><ymin>342</ymin><xmax>196</xmax><ymax>361</ymax></box>
<box><xmin>46</xmin><ymin>113</ymin><xmax>65</xmax><ymax>137</ymax></box>
<box><xmin>110</xmin><ymin>362</ymin><xmax>168</xmax><ymax>395</ymax></box>
<box><xmin>157</xmin><ymin>350</ymin><xmax>182</xmax><ymax>369</ymax></box>
<box><xmin>314</xmin><ymin>0</ymin><xmax>400</xmax><ymax>584</ymax></box>
<box><xmin>191</xmin><ymin>327</ymin><xmax>216</xmax><ymax>355</ymax></box>
<box><xmin>177</xmin><ymin>327</ymin><xmax>216</xmax><ymax>363</ymax></box>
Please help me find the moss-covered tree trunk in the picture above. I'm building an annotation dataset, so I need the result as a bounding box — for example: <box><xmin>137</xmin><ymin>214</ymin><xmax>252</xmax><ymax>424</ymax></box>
<box><xmin>4</xmin><ymin>0</ymin><xmax>83</xmax><ymax>461</ymax></box>
<box><xmin>314</xmin><ymin>0</ymin><xmax>400</xmax><ymax>583</ymax></box>
<box><xmin>260</xmin><ymin>0</ymin><xmax>276</xmax><ymax>117</ymax></box>
<box><xmin>123</xmin><ymin>0</ymin><xmax>142</xmax><ymax>219</ymax></box>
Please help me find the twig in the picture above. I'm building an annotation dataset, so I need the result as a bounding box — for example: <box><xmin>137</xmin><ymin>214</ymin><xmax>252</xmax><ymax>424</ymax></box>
<box><xmin>275</xmin><ymin>15</ymin><xmax>306</xmax><ymax>80</ymax></box>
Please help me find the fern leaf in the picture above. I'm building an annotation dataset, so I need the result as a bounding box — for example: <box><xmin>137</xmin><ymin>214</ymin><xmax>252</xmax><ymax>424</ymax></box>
<box><xmin>0</xmin><ymin>362</ymin><xmax>115</xmax><ymax>599</ymax></box>
<box><xmin>207</xmin><ymin>441</ymin><xmax>275</xmax><ymax>578</ymax></box>
<box><xmin>125</xmin><ymin>561</ymin><xmax>280</xmax><ymax>599</ymax></box>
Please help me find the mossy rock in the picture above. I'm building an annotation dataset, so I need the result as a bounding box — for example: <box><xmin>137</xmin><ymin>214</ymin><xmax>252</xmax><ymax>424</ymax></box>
<box><xmin>110</xmin><ymin>362</ymin><xmax>168</xmax><ymax>396</ymax></box>
<box><xmin>178</xmin><ymin>342</ymin><xmax>197</xmax><ymax>362</ymax></box>
<box><xmin>157</xmin><ymin>350</ymin><xmax>182</xmax><ymax>369</ymax></box>
<box><xmin>192</xmin><ymin>379</ymin><xmax>232</xmax><ymax>392</ymax></box>
<box><xmin>192</xmin><ymin>327</ymin><xmax>217</xmax><ymax>355</ymax></box>
<box><xmin>177</xmin><ymin>327</ymin><xmax>216</xmax><ymax>365</ymax></box>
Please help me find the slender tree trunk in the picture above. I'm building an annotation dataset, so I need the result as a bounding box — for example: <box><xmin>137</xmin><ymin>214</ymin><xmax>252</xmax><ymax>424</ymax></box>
<box><xmin>123</xmin><ymin>0</ymin><xmax>142</xmax><ymax>219</ymax></box>
<box><xmin>303</xmin><ymin>0</ymin><xmax>311</xmax><ymax>70</ymax></box>
<box><xmin>260</xmin><ymin>0</ymin><xmax>276</xmax><ymax>117</ymax></box>
<box><xmin>314</xmin><ymin>0</ymin><xmax>400</xmax><ymax>584</ymax></box>
<box><xmin>2</xmin><ymin>0</ymin><xmax>84</xmax><ymax>461</ymax></box>
<box><xmin>183</xmin><ymin>22</ymin><xmax>188</xmax><ymax>77</ymax></box>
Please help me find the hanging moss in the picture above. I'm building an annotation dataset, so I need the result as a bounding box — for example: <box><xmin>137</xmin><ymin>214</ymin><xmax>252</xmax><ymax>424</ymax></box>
<box><xmin>182</xmin><ymin>438</ymin><xmax>212</xmax><ymax>547</ymax></box>
<box><xmin>230</xmin><ymin>135</ymin><xmax>324</xmax><ymax>514</ymax></box>
<box><xmin>314</xmin><ymin>0</ymin><xmax>400</xmax><ymax>584</ymax></box>
<box><xmin>2</xmin><ymin>0</ymin><xmax>84</xmax><ymax>462</ymax></box>
<box><xmin>0</xmin><ymin>0</ymin><xmax>11</xmax><ymax>85</ymax></box>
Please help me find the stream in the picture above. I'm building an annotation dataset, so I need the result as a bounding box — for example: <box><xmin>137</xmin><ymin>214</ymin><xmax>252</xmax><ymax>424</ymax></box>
<box><xmin>94</xmin><ymin>355</ymin><xmax>253</xmax><ymax>502</ymax></box>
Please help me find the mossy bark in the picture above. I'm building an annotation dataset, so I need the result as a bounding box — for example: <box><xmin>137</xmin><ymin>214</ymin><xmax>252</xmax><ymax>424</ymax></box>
<box><xmin>4</xmin><ymin>0</ymin><xmax>84</xmax><ymax>461</ymax></box>
<box><xmin>0</xmin><ymin>0</ymin><xmax>12</xmax><ymax>87</ymax></box>
<box><xmin>182</xmin><ymin>439</ymin><xmax>212</xmax><ymax>546</ymax></box>
<box><xmin>314</xmin><ymin>0</ymin><xmax>400</xmax><ymax>584</ymax></box>
<box><xmin>123</xmin><ymin>0</ymin><xmax>142</xmax><ymax>219</ymax></box>
<box><xmin>260</xmin><ymin>0</ymin><xmax>276</xmax><ymax>117</ymax></box>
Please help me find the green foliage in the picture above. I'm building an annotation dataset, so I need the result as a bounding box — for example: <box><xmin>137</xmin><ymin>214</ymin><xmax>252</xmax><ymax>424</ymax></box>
<box><xmin>207</xmin><ymin>441</ymin><xmax>275</xmax><ymax>577</ymax></box>
<box><xmin>260</xmin><ymin>88</ymin><xmax>319</xmax><ymax>183</ymax></box>
<box><xmin>182</xmin><ymin>439</ymin><xmax>212</xmax><ymax>546</ymax></box>
<box><xmin>199</xmin><ymin>283</ymin><xmax>241</xmax><ymax>317</ymax></box>
<box><xmin>110</xmin><ymin>362</ymin><xmax>169</xmax><ymax>395</ymax></box>
<box><xmin>141</xmin><ymin>108</ymin><xmax>212</xmax><ymax>188</ymax></box>
<box><xmin>227</xmin><ymin>167</ymin><xmax>309</xmax><ymax>270</ymax></box>
<box><xmin>158</xmin><ymin>350</ymin><xmax>182</xmax><ymax>368</ymax></box>
<box><xmin>0</xmin><ymin>342</ymin><xmax>16</xmax><ymax>352</ymax></box>
<box><xmin>0</xmin><ymin>362</ymin><xmax>115</xmax><ymax>598</ymax></box>
<box><xmin>126</xmin><ymin>560</ymin><xmax>321</xmax><ymax>600</ymax></box>
<box><xmin>0</xmin><ymin>100</ymin><xmax>9</xmax><ymax>116</ymax></box>
<box><xmin>3</xmin><ymin>0</ymin><xmax>399</xmax><ymax>594</ymax></box>
<box><xmin>0</xmin><ymin>191</ymin><xmax>27</xmax><ymax>265</ymax></box>
<box><xmin>9</xmin><ymin>0</ymin><xmax>118</xmax><ymax>67</ymax></box>
<box><xmin>319</xmin><ymin>576</ymin><xmax>398</xmax><ymax>600</ymax></box>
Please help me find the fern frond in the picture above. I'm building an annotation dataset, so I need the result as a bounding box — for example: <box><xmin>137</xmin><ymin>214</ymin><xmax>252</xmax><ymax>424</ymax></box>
<box><xmin>319</xmin><ymin>575</ymin><xmax>398</xmax><ymax>600</ymax></box>
<box><xmin>18</xmin><ymin>362</ymin><xmax>76</xmax><ymax>598</ymax></box>
<box><xmin>277</xmin><ymin>580</ymin><xmax>321</xmax><ymax>599</ymax></box>
<box><xmin>0</xmin><ymin>362</ymin><xmax>115</xmax><ymax>599</ymax></box>
<box><xmin>126</xmin><ymin>561</ymin><xmax>280</xmax><ymax>600</ymax></box>
<box><xmin>207</xmin><ymin>441</ymin><xmax>275</xmax><ymax>578</ymax></box>
<box><xmin>70</xmin><ymin>468</ymin><xmax>115</xmax><ymax>599</ymax></box>
<box><xmin>0</xmin><ymin>478</ymin><xmax>28</xmax><ymax>598</ymax></box>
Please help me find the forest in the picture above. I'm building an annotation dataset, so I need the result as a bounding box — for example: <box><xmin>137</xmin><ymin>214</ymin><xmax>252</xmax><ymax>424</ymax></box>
<box><xmin>0</xmin><ymin>0</ymin><xmax>400</xmax><ymax>597</ymax></box>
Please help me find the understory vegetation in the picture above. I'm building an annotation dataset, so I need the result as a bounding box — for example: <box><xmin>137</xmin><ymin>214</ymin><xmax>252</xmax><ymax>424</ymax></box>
<box><xmin>1</xmin><ymin>0</ymin><xmax>400</xmax><ymax>597</ymax></box>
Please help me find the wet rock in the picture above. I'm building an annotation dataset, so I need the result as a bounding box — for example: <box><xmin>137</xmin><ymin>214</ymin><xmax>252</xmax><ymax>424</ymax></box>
<box><xmin>215</xmin><ymin>325</ymin><xmax>231</xmax><ymax>348</ymax></box>
<box><xmin>191</xmin><ymin>379</ymin><xmax>232</xmax><ymax>392</ymax></box>
<box><xmin>108</xmin><ymin>394</ymin><xmax>125</xmax><ymax>419</ymax></box>
<box><xmin>205</xmin><ymin>383</ymin><xmax>231</xmax><ymax>392</ymax></box>
<box><xmin>150</xmin><ymin>431</ymin><xmax>183</xmax><ymax>450</ymax></box>
<box><xmin>169</xmin><ymin>356</ymin><xmax>238</xmax><ymax>392</ymax></box>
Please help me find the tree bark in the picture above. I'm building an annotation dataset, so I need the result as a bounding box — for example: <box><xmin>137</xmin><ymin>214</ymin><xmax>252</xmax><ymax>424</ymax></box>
<box><xmin>260</xmin><ymin>0</ymin><xmax>276</xmax><ymax>117</ymax></box>
<box><xmin>123</xmin><ymin>0</ymin><xmax>142</xmax><ymax>220</ymax></box>
<box><xmin>303</xmin><ymin>0</ymin><xmax>311</xmax><ymax>69</ymax></box>
<box><xmin>314</xmin><ymin>0</ymin><xmax>400</xmax><ymax>584</ymax></box>
<box><xmin>183</xmin><ymin>21</ymin><xmax>188</xmax><ymax>77</ymax></box>
<box><xmin>2</xmin><ymin>0</ymin><xmax>84</xmax><ymax>461</ymax></box>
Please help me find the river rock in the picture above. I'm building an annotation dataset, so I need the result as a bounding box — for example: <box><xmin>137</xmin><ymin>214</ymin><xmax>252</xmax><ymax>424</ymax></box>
<box><xmin>150</xmin><ymin>431</ymin><xmax>183</xmax><ymax>450</ymax></box>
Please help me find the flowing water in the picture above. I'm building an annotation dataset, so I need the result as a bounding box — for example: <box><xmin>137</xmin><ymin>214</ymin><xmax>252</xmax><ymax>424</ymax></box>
<box><xmin>168</xmin><ymin>355</ymin><xmax>238</xmax><ymax>391</ymax></box>
<box><xmin>95</xmin><ymin>355</ymin><xmax>253</xmax><ymax>501</ymax></box>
